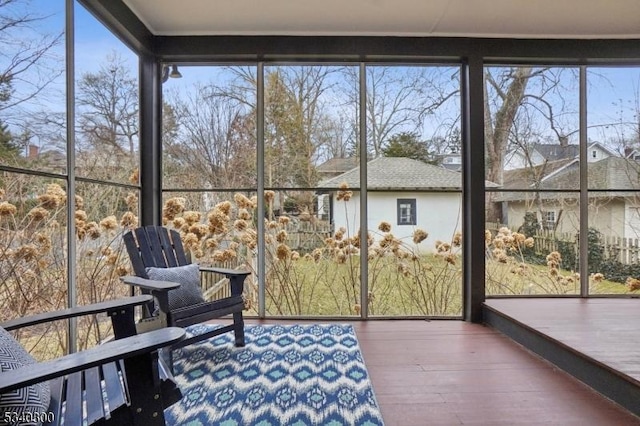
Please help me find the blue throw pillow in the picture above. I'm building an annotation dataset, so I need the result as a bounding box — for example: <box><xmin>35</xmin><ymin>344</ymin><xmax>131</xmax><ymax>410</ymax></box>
<box><xmin>145</xmin><ymin>263</ymin><xmax>205</xmax><ymax>310</ymax></box>
<box><xmin>0</xmin><ymin>326</ymin><xmax>51</xmax><ymax>425</ymax></box>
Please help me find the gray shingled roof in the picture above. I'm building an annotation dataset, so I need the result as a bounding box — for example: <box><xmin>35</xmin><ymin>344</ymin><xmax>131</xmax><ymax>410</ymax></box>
<box><xmin>316</xmin><ymin>157</ymin><xmax>359</xmax><ymax>174</ymax></box>
<box><xmin>319</xmin><ymin>157</ymin><xmax>464</xmax><ymax>190</ymax></box>
<box><xmin>502</xmin><ymin>158</ymin><xmax>576</xmax><ymax>190</ymax></box>
<box><xmin>498</xmin><ymin>157</ymin><xmax>640</xmax><ymax>202</ymax></box>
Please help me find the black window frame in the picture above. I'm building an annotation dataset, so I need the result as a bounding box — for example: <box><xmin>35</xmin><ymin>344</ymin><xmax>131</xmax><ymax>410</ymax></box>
<box><xmin>397</xmin><ymin>198</ymin><xmax>417</xmax><ymax>226</ymax></box>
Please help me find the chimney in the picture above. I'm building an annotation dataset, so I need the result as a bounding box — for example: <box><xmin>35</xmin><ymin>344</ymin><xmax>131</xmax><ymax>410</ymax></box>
<box><xmin>624</xmin><ymin>146</ymin><xmax>633</xmax><ymax>158</ymax></box>
<box><xmin>28</xmin><ymin>145</ymin><xmax>39</xmax><ymax>158</ymax></box>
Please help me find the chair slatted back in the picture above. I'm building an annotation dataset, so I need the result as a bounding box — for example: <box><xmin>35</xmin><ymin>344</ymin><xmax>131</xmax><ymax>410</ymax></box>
<box><xmin>124</xmin><ymin>226</ymin><xmax>190</xmax><ymax>278</ymax></box>
<box><xmin>42</xmin><ymin>362</ymin><xmax>129</xmax><ymax>426</ymax></box>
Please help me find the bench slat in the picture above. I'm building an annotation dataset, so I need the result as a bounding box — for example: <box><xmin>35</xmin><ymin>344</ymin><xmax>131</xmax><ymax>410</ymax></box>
<box><xmin>84</xmin><ymin>366</ymin><xmax>105</xmax><ymax>425</ymax></box>
<box><xmin>64</xmin><ymin>372</ymin><xmax>84</xmax><ymax>426</ymax></box>
<box><xmin>102</xmin><ymin>361</ymin><xmax>127</xmax><ymax>414</ymax></box>
<box><xmin>44</xmin><ymin>377</ymin><xmax>64</xmax><ymax>426</ymax></box>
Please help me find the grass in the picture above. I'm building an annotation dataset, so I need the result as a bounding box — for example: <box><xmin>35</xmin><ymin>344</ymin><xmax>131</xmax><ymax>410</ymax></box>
<box><xmin>252</xmin><ymin>254</ymin><xmax>635</xmax><ymax>317</ymax></box>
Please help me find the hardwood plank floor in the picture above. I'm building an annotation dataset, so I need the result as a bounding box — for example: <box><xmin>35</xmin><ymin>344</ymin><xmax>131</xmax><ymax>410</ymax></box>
<box><xmin>485</xmin><ymin>298</ymin><xmax>640</xmax><ymax>384</ymax></box>
<box><xmin>241</xmin><ymin>318</ymin><xmax>640</xmax><ymax>425</ymax></box>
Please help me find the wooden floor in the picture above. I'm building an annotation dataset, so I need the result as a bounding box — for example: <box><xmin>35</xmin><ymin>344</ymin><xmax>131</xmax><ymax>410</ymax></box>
<box><xmin>484</xmin><ymin>298</ymin><xmax>640</xmax><ymax>385</ymax></box>
<box><xmin>242</xmin><ymin>318</ymin><xmax>640</xmax><ymax>425</ymax></box>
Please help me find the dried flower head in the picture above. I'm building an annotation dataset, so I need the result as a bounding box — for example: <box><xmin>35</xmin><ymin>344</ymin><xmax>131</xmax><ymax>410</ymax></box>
<box><xmin>125</xmin><ymin>192</ymin><xmax>138</xmax><ymax>210</ymax></box>
<box><xmin>182</xmin><ymin>232</ymin><xmax>200</xmax><ymax>250</ymax></box>
<box><xmin>264</xmin><ymin>190</ymin><xmax>275</xmax><ymax>203</ymax></box>
<box><xmin>15</xmin><ymin>244</ymin><xmax>38</xmax><ymax>262</ymax></box>
<box><xmin>378</xmin><ymin>221</ymin><xmax>392</xmax><ymax>232</ymax></box>
<box><xmin>626</xmin><ymin>277</ymin><xmax>640</xmax><ymax>291</ymax></box>
<box><xmin>234</xmin><ymin>219</ymin><xmax>248</xmax><ymax>232</ymax></box>
<box><xmin>215</xmin><ymin>201</ymin><xmax>232</xmax><ymax>215</ymax></box>
<box><xmin>237</xmin><ymin>208</ymin><xmax>252</xmax><ymax>220</ymax></box>
<box><xmin>276</xmin><ymin>244</ymin><xmax>291</xmax><ymax>260</ymax></box>
<box><xmin>276</xmin><ymin>230</ymin><xmax>288</xmax><ymax>243</ymax></box>
<box><xmin>129</xmin><ymin>168</ymin><xmax>139</xmax><ymax>184</ymax></box>
<box><xmin>173</xmin><ymin>217</ymin><xmax>186</xmax><ymax>229</ymax></box>
<box><xmin>120</xmin><ymin>212</ymin><xmax>138</xmax><ymax>228</ymax></box>
<box><xmin>183</xmin><ymin>211</ymin><xmax>201</xmax><ymax>225</ymax></box>
<box><xmin>413</xmin><ymin>229</ymin><xmax>428</xmax><ymax>244</ymax></box>
<box><xmin>234</xmin><ymin>193</ymin><xmax>254</xmax><ymax>209</ymax></box>
<box><xmin>75</xmin><ymin>210</ymin><xmax>88</xmax><ymax>222</ymax></box>
<box><xmin>163</xmin><ymin>197</ymin><xmax>186</xmax><ymax>221</ymax></box>
<box><xmin>0</xmin><ymin>201</ymin><xmax>18</xmax><ymax>217</ymax></box>
<box><xmin>85</xmin><ymin>222</ymin><xmax>101</xmax><ymax>239</ymax></box>
<box><xmin>27</xmin><ymin>207</ymin><xmax>49</xmax><ymax>221</ymax></box>
<box><xmin>278</xmin><ymin>216</ymin><xmax>290</xmax><ymax>225</ymax></box>
<box><xmin>336</xmin><ymin>182</ymin><xmax>353</xmax><ymax>201</ymax></box>
<box><xmin>100</xmin><ymin>215</ymin><xmax>118</xmax><ymax>231</ymax></box>
<box><xmin>75</xmin><ymin>195</ymin><xmax>84</xmax><ymax>210</ymax></box>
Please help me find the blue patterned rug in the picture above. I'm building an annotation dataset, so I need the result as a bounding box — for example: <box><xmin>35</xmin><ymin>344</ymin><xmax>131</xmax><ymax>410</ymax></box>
<box><xmin>165</xmin><ymin>323</ymin><xmax>385</xmax><ymax>426</ymax></box>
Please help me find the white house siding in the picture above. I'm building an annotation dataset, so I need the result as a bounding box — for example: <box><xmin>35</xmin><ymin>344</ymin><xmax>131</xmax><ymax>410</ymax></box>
<box><xmin>504</xmin><ymin>198</ymin><xmax>632</xmax><ymax>239</ymax></box>
<box><xmin>332</xmin><ymin>191</ymin><xmax>462</xmax><ymax>252</ymax></box>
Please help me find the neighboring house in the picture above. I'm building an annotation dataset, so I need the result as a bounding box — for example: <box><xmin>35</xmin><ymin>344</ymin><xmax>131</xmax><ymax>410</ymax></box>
<box><xmin>319</xmin><ymin>157</ymin><xmax>472</xmax><ymax>251</ymax></box>
<box><xmin>504</xmin><ymin>141</ymin><xmax>615</xmax><ymax>170</ymax></box>
<box><xmin>435</xmin><ymin>151</ymin><xmax>462</xmax><ymax>171</ymax></box>
<box><xmin>499</xmin><ymin>156</ymin><xmax>640</xmax><ymax>240</ymax></box>
<box><xmin>316</xmin><ymin>157</ymin><xmax>360</xmax><ymax>180</ymax></box>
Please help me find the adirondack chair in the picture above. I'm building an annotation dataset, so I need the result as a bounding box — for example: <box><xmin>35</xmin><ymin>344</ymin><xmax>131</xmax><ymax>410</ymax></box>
<box><xmin>0</xmin><ymin>295</ymin><xmax>185</xmax><ymax>426</ymax></box>
<box><xmin>121</xmin><ymin>225</ymin><xmax>249</xmax><ymax>369</ymax></box>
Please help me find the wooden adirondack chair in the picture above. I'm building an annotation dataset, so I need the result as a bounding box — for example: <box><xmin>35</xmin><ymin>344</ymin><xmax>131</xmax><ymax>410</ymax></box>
<box><xmin>121</xmin><ymin>225</ymin><xmax>250</xmax><ymax>369</ymax></box>
<box><xmin>0</xmin><ymin>295</ymin><xmax>185</xmax><ymax>426</ymax></box>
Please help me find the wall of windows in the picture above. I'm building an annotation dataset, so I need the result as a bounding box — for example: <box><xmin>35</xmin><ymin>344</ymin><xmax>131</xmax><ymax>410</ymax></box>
<box><xmin>0</xmin><ymin>0</ymin><xmax>139</xmax><ymax>358</ymax></box>
<box><xmin>3</xmin><ymin>0</ymin><xmax>640</xmax><ymax>355</ymax></box>
<box><xmin>161</xmin><ymin>63</ymin><xmax>463</xmax><ymax>317</ymax></box>
<box><xmin>485</xmin><ymin>66</ymin><xmax>640</xmax><ymax>297</ymax></box>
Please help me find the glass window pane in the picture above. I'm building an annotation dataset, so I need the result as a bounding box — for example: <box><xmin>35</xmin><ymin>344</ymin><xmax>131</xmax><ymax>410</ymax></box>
<box><xmin>163</xmin><ymin>65</ymin><xmax>257</xmax><ymax>190</ymax></box>
<box><xmin>75</xmin><ymin>3</ymin><xmax>139</xmax><ymax>184</ymax></box>
<box><xmin>485</xmin><ymin>66</ymin><xmax>580</xmax><ymax>194</ymax></box>
<box><xmin>486</xmin><ymin>191</ymin><xmax>580</xmax><ymax>296</ymax></box>
<box><xmin>0</xmin><ymin>174</ymin><xmax>69</xmax><ymax>358</ymax></box>
<box><xmin>0</xmin><ymin>0</ymin><xmax>66</xmax><ymax>174</ymax></box>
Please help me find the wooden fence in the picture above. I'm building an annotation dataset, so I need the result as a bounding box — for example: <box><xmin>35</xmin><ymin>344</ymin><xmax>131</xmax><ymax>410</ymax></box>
<box><xmin>199</xmin><ymin>221</ymin><xmax>333</xmax><ymax>301</ymax></box>
<box><xmin>283</xmin><ymin>221</ymin><xmax>333</xmax><ymax>253</ymax></box>
<box><xmin>486</xmin><ymin>222</ymin><xmax>640</xmax><ymax>265</ymax></box>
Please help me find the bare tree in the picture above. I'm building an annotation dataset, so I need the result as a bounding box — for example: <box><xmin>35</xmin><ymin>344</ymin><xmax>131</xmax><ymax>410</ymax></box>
<box><xmin>342</xmin><ymin>66</ymin><xmax>459</xmax><ymax>158</ymax></box>
<box><xmin>76</xmin><ymin>53</ymin><xmax>138</xmax><ymax>156</ymax></box>
<box><xmin>164</xmin><ymin>82</ymin><xmax>255</xmax><ymax>189</ymax></box>
<box><xmin>0</xmin><ymin>0</ymin><xmax>63</xmax><ymax>115</ymax></box>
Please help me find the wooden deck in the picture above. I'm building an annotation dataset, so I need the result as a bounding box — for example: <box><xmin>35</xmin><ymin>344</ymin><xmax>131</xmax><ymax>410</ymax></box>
<box><xmin>241</xmin><ymin>317</ymin><xmax>640</xmax><ymax>425</ymax></box>
<box><xmin>484</xmin><ymin>298</ymin><xmax>640</xmax><ymax>422</ymax></box>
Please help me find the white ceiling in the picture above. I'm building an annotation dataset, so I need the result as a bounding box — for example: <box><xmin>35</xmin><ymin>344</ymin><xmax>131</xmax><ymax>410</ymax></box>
<box><xmin>123</xmin><ymin>0</ymin><xmax>640</xmax><ymax>39</ymax></box>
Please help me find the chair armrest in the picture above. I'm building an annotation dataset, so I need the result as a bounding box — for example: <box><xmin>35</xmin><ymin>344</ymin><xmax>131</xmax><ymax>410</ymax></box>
<box><xmin>0</xmin><ymin>327</ymin><xmax>185</xmax><ymax>393</ymax></box>
<box><xmin>198</xmin><ymin>267</ymin><xmax>251</xmax><ymax>277</ymax></box>
<box><xmin>0</xmin><ymin>295</ymin><xmax>154</xmax><ymax>331</ymax></box>
<box><xmin>199</xmin><ymin>267</ymin><xmax>250</xmax><ymax>297</ymax></box>
<box><xmin>120</xmin><ymin>276</ymin><xmax>181</xmax><ymax>292</ymax></box>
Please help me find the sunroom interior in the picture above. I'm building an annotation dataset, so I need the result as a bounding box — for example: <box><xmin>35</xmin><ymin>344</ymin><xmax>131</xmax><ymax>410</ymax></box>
<box><xmin>2</xmin><ymin>0</ymin><xmax>640</xmax><ymax>423</ymax></box>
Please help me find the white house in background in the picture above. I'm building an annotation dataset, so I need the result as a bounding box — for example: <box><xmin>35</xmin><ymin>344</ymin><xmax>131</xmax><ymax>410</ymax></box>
<box><xmin>500</xmin><ymin>156</ymin><xmax>640</xmax><ymax>240</ymax></box>
<box><xmin>319</xmin><ymin>157</ymin><xmax>477</xmax><ymax>252</ymax></box>
<box><xmin>504</xmin><ymin>141</ymin><xmax>615</xmax><ymax>170</ymax></box>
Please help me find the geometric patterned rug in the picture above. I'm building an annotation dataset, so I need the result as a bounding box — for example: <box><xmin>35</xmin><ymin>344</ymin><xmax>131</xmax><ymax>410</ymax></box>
<box><xmin>165</xmin><ymin>323</ymin><xmax>385</xmax><ymax>426</ymax></box>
